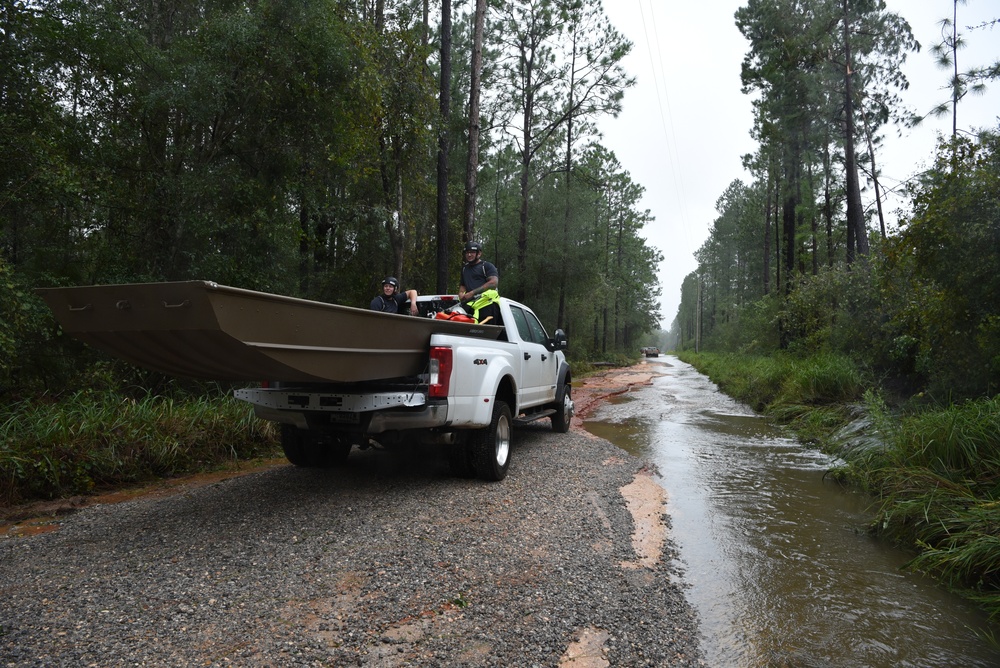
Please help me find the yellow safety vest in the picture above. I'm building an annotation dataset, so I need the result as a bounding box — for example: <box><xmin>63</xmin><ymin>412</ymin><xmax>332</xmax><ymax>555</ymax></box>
<box><xmin>468</xmin><ymin>289</ymin><xmax>500</xmax><ymax>322</ymax></box>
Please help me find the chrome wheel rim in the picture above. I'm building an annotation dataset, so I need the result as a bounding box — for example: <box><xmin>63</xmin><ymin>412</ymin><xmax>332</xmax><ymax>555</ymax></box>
<box><xmin>496</xmin><ymin>414</ymin><xmax>511</xmax><ymax>467</ymax></box>
<box><xmin>562</xmin><ymin>392</ymin><xmax>574</xmax><ymax>424</ymax></box>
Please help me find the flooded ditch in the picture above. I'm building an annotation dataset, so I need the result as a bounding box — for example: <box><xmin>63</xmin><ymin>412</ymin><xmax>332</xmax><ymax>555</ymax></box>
<box><xmin>584</xmin><ymin>356</ymin><xmax>1000</xmax><ymax>667</ymax></box>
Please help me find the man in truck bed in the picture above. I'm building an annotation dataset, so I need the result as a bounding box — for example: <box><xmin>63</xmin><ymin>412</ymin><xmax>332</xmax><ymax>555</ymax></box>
<box><xmin>458</xmin><ymin>241</ymin><xmax>500</xmax><ymax>324</ymax></box>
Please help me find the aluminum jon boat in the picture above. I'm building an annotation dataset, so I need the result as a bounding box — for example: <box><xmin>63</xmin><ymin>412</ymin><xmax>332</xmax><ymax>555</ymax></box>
<box><xmin>36</xmin><ymin>280</ymin><xmax>504</xmax><ymax>383</ymax></box>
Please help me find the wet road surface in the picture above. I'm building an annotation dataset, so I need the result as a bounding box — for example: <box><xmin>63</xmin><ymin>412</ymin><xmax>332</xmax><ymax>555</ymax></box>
<box><xmin>585</xmin><ymin>356</ymin><xmax>1000</xmax><ymax>668</ymax></box>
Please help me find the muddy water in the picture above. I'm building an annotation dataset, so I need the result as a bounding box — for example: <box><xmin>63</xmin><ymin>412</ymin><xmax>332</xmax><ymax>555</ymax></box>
<box><xmin>584</xmin><ymin>356</ymin><xmax>1000</xmax><ymax>668</ymax></box>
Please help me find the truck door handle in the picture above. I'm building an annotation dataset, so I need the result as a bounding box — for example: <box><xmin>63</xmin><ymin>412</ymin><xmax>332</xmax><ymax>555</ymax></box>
<box><xmin>524</xmin><ymin>352</ymin><xmax>531</xmax><ymax>360</ymax></box>
<box><xmin>541</xmin><ymin>354</ymin><xmax>548</xmax><ymax>361</ymax></box>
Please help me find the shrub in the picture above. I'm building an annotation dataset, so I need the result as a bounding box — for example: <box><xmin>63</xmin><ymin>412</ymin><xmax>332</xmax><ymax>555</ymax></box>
<box><xmin>0</xmin><ymin>389</ymin><xmax>278</xmax><ymax>505</ymax></box>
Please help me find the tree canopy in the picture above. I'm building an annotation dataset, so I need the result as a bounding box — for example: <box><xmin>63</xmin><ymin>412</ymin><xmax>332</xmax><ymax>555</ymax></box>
<box><xmin>1</xmin><ymin>0</ymin><xmax>661</xmax><ymax>393</ymax></box>
<box><xmin>674</xmin><ymin>0</ymin><xmax>999</xmax><ymax>400</ymax></box>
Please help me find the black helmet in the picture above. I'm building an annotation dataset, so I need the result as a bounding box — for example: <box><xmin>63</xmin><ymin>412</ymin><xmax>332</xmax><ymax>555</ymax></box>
<box><xmin>464</xmin><ymin>241</ymin><xmax>483</xmax><ymax>253</ymax></box>
<box><xmin>382</xmin><ymin>276</ymin><xmax>399</xmax><ymax>289</ymax></box>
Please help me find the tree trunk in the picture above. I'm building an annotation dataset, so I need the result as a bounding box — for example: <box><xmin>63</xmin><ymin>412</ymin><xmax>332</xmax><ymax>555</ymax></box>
<box><xmin>782</xmin><ymin>148</ymin><xmax>797</xmax><ymax>296</ymax></box>
<box><xmin>613</xmin><ymin>208</ymin><xmax>624</xmax><ymax>349</ymax></box>
<box><xmin>602</xmin><ymin>209</ymin><xmax>610</xmax><ymax>352</ymax></box>
<box><xmin>462</xmin><ymin>0</ymin><xmax>486</xmax><ymax>244</ymax></box>
<box><xmin>436</xmin><ymin>0</ymin><xmax>452</xmax><ymax>293</ymax></box>
<box><xmin>298</xmin><ymin>196</ymin><xmax>310</xmax><ymax>295</ymax></box>
<box><xmin>822</xmin><ymin>136</ymin><xmax>835</xmax><ymax>267</ymax></box>
<box><xmin>393</xmin><ymin>159</ymin><xmax>404</xmax><ymax>279</ymax></box>
<box><xmin>779</xmin><ymin>134</ymin><xmax>799</xmax><ymax>350</ymax></box>
<box><xmin>695</xmin><ymin>275</ymin><xmax>702</xmax><ymax>354</ymax></box>
<box><xmin>861</xmin><ymin>107</ymin><xmax>887</xmax><ymax>238</ymax></box>
<box><xmin>807</xmin><ymin>161</ymin><xmax>817</xmax><ymax>276</ymax></box>
<box><xmin>516</xmin><ymin>144</ymin><xmax>530</xmax><ymax>302</ymax></box>
<box><xmin>763</xmin><ymin>161</ymin><xmax>773</xmax><ymax>296</ymax></box>
<box><xmin>421</xmin><ymin>0</ymin><xmax>429</xmax><ymax>49</ymax></box>
<box><xmin>516</xmin><ymin>70</ymin><xmax>533</xmax><ymax>302</ymax></box>
<box><xmin>841</xmin><ymin>0</ymin><xmax>868</xmax><ymax>262</ymax></box>
<box><xmin>950</xmin><ymin>0</ymin><xmax>958</xmax><ymax>138</ymax></box>
<box><xmin>774</xmin><ymin>171</ymin><xmax>781</xmax><ymax>301</ymax></box>
<box><xmin>556</xmin><ymin>25</ymin><xmax>579</xmax><ymax>331</ymax></box>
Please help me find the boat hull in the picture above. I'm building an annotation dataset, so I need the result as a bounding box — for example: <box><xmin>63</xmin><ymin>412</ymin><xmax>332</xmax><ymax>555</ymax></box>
<box><xmin>37</xmin><ymin>281</ymin><xmax>504</xmax><ymax>383</ymax></box>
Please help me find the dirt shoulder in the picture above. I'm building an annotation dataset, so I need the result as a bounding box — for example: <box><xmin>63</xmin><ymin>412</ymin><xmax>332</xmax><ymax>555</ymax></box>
<box><xmin>571</xmin><ymin>360</ymin><xmax>664</xmax><ymax>425</ymax></box>
<box><xmin>0</xmin><ymin>458</ymin><xmax>288</xmax><ymax>537</ymax></box>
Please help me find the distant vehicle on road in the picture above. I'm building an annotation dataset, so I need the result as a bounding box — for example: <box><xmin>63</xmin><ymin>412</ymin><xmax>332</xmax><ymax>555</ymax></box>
<box><xmin>641</xmin><ymin>346</ymin><xmax>660</xmax><ymax>358</ymax></box>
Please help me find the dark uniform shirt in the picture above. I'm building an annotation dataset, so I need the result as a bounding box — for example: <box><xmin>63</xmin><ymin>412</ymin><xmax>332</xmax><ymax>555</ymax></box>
<box><xmin>460</xmin><ymin>260</ymin><xmax>499</xmax><ymax>292</ymax></box>
<box><xmin>370</xmin><ymin>292</ymin><xmax>409</xmax><ymax>314</ymax></box>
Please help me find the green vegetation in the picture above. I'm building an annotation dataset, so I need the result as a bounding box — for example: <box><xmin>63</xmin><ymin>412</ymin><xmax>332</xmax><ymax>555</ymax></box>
<box><xmin>676</xmin><ymin>350</ymin><xmax>865</xmax><ymax>442</ymax></box>
<box><xmin>835</xmin><ymin>394</ymin><xmax>1000</xmax><ymax>618</ymax></box>
<box><xmin>663</xmin><ymin>0</ymin><xmax>1000</xmax><ymax>620</ymax></box>
<box><xmin>0</xmin><ymin>1</ymin><xmax>657</xmax><ymax>507</ymax></box>
<box><xmin>0</xmin><ymin>389</ymin><xmax>278</xmax><ymax>506</ymax></box>
<box><xmin>1</xmin><ymin>0</ymin><xmax>658</xmax><ymax>376</ymax></box>
<box><xmin>569</xmin><ymin>353</ymin><xmax>639</xmax><ymax>378</ymax></box>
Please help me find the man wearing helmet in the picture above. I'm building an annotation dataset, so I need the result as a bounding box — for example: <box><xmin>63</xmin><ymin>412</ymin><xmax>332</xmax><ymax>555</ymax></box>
<box><xmin>459</xmin><ymin>241</ymin><xmax>499</xmax><ymax>322</ymax></box>
<box><xmin>370</xmin><ymin>276</ymin><xmax>418</xmax><ymax>315</ymax></box>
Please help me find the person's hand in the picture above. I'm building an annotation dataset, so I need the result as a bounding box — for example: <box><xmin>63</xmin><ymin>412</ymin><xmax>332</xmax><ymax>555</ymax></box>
<box><xmin>409</xmin><ymin>304</ymin><xmax>418</xmax><ymax>315</ymax></box>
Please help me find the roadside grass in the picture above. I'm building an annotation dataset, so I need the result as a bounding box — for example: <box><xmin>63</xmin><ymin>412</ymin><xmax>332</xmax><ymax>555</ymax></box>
<box><xmin>677</xmin><ymin>350</ymin><xmax>1000</xmax><ymax>620</ymax></box>
<box><xmin>571</xmin><ymin>352</ymin><xmax>638</xmax><ymax>378</ymax></box>
<box><xmin>0</xmin><ymin>389</ymin><xmax>279</xmax><ymax>506</ymax></box>
<box><xmin>676</xmin><ymin>350</ymin><xmax>864</xmax><ymax>413</ymax></box>
<box><xmin>848</xmin><ymin>395</ymin><xmax>1000</xmax><ymax>618</ymax></box>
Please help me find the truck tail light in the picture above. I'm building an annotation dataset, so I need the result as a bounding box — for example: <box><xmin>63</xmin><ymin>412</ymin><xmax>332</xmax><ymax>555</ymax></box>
<box><xmin>429</xmin><ymin>346</ymin><xmax>453</xmax><ymax>397</ymax></box>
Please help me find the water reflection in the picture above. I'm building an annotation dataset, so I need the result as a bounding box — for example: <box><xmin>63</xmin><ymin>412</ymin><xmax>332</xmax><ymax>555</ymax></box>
<box><xmin>585</xmin><ymin>357</ymin><xmax>1000</xmax><ymax>668</ymax></box>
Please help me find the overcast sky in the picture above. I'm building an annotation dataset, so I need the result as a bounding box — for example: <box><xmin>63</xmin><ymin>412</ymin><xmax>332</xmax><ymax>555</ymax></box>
<box><xmin>597</xmin><ymin>0</ymin><xmax>1000</xmax><ymax>328</ymax></box>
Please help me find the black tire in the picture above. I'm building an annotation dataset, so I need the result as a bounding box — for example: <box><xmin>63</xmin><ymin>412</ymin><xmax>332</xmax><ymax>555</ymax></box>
<box><xmin>551</xmin><ymin>382</ymin><xmax>573</xmax><ymax>433</ymax></box>
<box><xmin>281</xmin><ymin>425</ymin><xmax>351</xmax><ymax>468</ymax></box>
<box><xmin>471</xmin><ymin>400</ymin><xmax>512</xmax><ymax>482</ymax></box>
<box><xmin>280</xmin><ymin>425</ymin><xmax>310</xmax><ymax>466</ymax></box>
<box><xmin>447</xmin><ymin>436</ymin><xmax>477</xmax><ymax>478</ymax></box>
<box><xmin>321</xmin><ymin>436</ymin><xmax>353</xmax><ymax>468</ymax></box>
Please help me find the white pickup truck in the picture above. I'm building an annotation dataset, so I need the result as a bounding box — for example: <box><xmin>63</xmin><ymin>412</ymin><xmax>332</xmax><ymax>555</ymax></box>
<box><xmin>234</xmin><ymin>295</ymin><xmax>573</xmax><ymax>481</ymax></box>
<box><xmin>37</xmin><ymin>282</ymin><xmax>573</xmax><ymax>482</ymax></box>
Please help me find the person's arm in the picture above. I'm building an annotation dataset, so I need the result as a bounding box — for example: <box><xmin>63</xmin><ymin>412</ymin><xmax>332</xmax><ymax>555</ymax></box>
<box><xmin>475</xmin><ymin>275</ymin><xmax>498</xmax><ymax>294</ymax></box>
<box><xmin>484</xmin><ymin>262</ymin><xmax>499</xmax><ymax>292</ymax></box>
<box><xmin>405</xmin><ymin>289</ymin><xmax>418</xmax><ymax>315</ymax></box>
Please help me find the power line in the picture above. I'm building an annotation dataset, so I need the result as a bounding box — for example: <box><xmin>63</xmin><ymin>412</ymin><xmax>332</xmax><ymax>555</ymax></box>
<box><xmin>636</xmin><ymin>0</ymin><xmax>693</xmax><ymax>249</ymax></box>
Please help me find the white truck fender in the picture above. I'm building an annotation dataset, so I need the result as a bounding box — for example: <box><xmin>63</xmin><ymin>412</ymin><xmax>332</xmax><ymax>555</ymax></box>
<box><xmin>434</xmin><ymin>335</ymin><xmax>519</xmax><ymax>428</ymax></box>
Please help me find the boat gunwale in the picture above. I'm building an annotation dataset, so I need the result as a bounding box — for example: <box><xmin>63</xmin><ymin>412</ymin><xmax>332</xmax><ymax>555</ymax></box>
<box><xmin>35</xmin><ymin>280</ymin><xmax>508</xmax><ymax>382</ymax></box>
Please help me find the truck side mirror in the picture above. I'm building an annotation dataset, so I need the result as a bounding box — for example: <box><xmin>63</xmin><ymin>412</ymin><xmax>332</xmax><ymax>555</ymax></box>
<box><xmin>548</xmin><ymin>328</ymin><xmax>568</xmax><ymax>351</ymax></box>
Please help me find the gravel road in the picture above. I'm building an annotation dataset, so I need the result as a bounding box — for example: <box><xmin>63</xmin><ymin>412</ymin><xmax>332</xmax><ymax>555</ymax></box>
<box><xmin>0</xmin><ymin>422</ymin><xmax>703</xmax><ymax>666</ymax></box>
